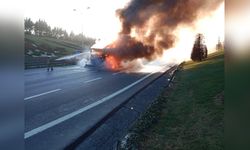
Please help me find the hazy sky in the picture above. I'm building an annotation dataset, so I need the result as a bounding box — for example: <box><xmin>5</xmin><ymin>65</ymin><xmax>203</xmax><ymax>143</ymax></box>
<box><xmin>25</xmin><ymin>0</ymin><xmax>129</xmax><ymax>40</ymax></box>
<box><xmin>24</xmin><ymin>0</ymin><xmax>224</xmax><ymax>57</ymax></box>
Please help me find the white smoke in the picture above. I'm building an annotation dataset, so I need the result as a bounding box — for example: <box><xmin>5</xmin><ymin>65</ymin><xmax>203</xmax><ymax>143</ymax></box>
<box><xmin>56</xmin><ymin>51</ymin><xmax>91</xmax><ymax>67</ymax></box>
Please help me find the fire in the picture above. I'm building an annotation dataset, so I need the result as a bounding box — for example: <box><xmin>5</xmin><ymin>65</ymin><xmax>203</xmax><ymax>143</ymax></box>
<box><xmin>105</xmin><ymin>55</ymin><xmax>120</xmax><ymax>70</ymax></box>
<box><xmin>89</xmin><ymin>0</ymin><xmax>224</xmax><ymax>72</ymax></box>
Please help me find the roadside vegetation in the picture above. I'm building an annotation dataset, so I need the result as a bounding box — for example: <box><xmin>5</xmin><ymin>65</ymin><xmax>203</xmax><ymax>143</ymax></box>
<box><xmin>25</xmin><ymin>34</ymin><xmax>82</xmax><ymax>57</ymax></box>
<box><xmin>122</xmin><ymin>51</ymin><xmax>224</xmax><ymax>150</ymax></box>
<box><xmin>24</xmin><ymin>18</ymin><xmax>95</xmax><ymax>57</ymax></box>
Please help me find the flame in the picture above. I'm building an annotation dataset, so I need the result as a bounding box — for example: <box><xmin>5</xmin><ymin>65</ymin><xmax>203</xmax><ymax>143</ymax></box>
<box><xmin>100</xmin><ymin>2</ymin><xmax>224</xmax><ymax>72</ymax></box>
<box><xmin>105</xmin><ymin>55</ymin><xmax>120</xmax><ymax>70</ymax></box>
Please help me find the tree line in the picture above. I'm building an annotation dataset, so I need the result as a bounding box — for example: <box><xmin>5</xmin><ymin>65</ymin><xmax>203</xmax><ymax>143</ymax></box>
<box><xmin>24</xmin><ymin>18</ymin><xmax>95</xmax><ymax>47</ymax></box>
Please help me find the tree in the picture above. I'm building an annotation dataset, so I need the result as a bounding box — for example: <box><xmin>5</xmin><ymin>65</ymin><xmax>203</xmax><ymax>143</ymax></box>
<box><xmin>216</xmin><ymin>37</ymin><xmax>223</xmax><ymax>51</ymax></box>
<box><xmin>51</xmin><ymin>27</ymin><xmax>65</xmax><ymax>39</ymax></box>
<box><xmin>34</xmin><ymin>19</ymin><xmax>42</xmax><ymax>36</ymax></box>
<box><xmin>51</xmin><ymin>27</ymin><xmax>58</xmax><ymax>38</ymax></box>
<box><xmin>62</xmin><ymin>30</ymin><xmax>68</xmax><ymax>39</ymax></box>
<box><xmin>191</xmin><ymin>33</ymin><xmax>208</xmax><ymax>61</ymax></box>
<box><xmin>44</xmin><ymin>26</ymin><xmax>52</xmax><ymax>37</ymax></box>
<box><xmin>57</xmin><ymin>28</ymin><xmax>64</xmax><ymax>39</ymax></box>
<box><xmin>24</xmin><ymin>18</ymin><xmax>95</xmax><ymax>48</ymax></box>
<box><xmin>69</xmin><ymin>31</ymin><xmax>75</xmax><ymax>41</ymax></box>
<box><xmin>24</xmin><ymin>18</ymin><xmax>34</xmax><ymax>34</ymax></box>
<box><xmin>34</xmin><ymin>19</ymin><xmax>50</xmax><ymax>36</ymax></box>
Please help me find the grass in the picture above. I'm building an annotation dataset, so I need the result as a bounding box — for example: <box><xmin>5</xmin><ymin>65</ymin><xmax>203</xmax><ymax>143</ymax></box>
<box><xmin>134</xmin><ymin>51</ymin><xmax>224</xmax><ymax>150</ymax></box>
<box><xmin>25</xmin><ymin>34</ymin><xmax>82</xmax><ymax>56</ymax></box>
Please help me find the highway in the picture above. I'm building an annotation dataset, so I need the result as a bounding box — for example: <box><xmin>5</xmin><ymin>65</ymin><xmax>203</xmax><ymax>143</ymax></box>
<box><xmin>24</xmin><ymin>65</ymin><xmax>172</xmax><ymax>150</ymax></box>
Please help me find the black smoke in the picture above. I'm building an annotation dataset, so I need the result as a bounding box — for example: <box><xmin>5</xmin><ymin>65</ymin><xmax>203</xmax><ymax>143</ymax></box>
<box><xmin>107</xmin><ymin>0</ymin><xmax>223</xmax><ymax>61</ymax></box>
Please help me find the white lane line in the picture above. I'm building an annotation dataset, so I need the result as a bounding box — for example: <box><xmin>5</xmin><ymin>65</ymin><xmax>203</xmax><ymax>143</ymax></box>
<box><xmin>24</xmin><ymin>72</ymin><xmax>154</xmax><ymax>139</ymax></box>
<box><xmin>84</xmin><ymin>77</ymin><xmax>102</xmax><ymax>83</ymax></box>
<box><xmin>73</xmin><ymin>70</ymin><xmax>87</xmax><ymax>73</ymax></box>
<box><xmin>112</xmin><ymin>71</ymin><xmax>122</xmax><ymax>75</ymax></box>
<box><xmin>24</xmin><ymin>89</ymin><xmax>62</xmax><ymax>101</ymax></box>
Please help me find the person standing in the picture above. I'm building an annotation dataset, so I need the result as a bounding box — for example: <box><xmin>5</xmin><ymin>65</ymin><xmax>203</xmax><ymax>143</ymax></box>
<box><xmin>47</xmin><ymin>56</ymin><xmax>53</xmax><ymax>71</ymax></box>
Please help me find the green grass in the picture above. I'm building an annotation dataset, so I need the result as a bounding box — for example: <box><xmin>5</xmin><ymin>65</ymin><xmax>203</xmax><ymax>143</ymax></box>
<box><xmin>138</xmin><ymin>51</ymin><xmax>224</xmax><ymax>150</ymax></box>
<box><xmin>25</xmin><ymin>34</ymin><xmax>82</xmax><ymax>55</ymax></box>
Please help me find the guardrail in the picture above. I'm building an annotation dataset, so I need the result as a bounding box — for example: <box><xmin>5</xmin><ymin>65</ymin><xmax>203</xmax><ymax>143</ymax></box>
<box><xmin>25</xmin><ymin>57</ymin><xmax>76</xmax><ymax>69</ymax></box>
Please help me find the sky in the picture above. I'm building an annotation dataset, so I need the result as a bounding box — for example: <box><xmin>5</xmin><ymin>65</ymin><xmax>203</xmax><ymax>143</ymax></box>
<box><xmin>24</xmin><ymin>0</ymin><xmax>224</xmax><ymax>62</ymax></box>
<box><xmin>25</xmin><ymin>0</ymin><xmax>129</xmax><ymax>41</ymax></box>
<box><xmin>160</xmin><ymin>2</ymin><xmax>224</xmax><ymax>63</ymax></box>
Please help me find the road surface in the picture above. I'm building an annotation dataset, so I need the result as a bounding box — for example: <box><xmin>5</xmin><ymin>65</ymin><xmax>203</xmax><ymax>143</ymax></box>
<box><xmin>24</xmin><ymin>65</ymin><xmax>171</xmax><ymax>150</ymax></box>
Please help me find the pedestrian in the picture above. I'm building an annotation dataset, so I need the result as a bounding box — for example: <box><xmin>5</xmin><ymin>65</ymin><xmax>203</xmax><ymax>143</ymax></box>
<box><xmin>47</xmin><ymin>56</ymin><xmax>53</xmax><ymax>71</ymax></box>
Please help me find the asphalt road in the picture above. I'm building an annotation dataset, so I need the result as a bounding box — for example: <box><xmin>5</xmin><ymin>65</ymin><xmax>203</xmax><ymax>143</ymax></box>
<box><xmin>24</xmin><ymin>65</ymin><xmax>171</xmax><ymax>150</ymax></box>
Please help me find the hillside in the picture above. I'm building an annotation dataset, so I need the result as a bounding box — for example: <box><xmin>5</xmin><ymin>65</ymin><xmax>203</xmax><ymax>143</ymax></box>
<box><xmin>25</xmin><ymin>34</ymin><xmax>90</xmax><ymax>57</ymax></box>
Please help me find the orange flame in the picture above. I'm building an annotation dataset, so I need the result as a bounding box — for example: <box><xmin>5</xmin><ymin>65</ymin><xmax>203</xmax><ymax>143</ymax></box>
<box><xmin>105</xmin><ymin>55</ymin><xmax>120</xmax><ymax>70</ymax></box>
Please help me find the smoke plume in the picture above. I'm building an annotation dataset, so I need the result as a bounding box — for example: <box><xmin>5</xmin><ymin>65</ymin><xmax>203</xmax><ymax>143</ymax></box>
<box><xmin>107</xmin><ymin>0</ymin><xmax>223</xmax><ymax>61</ymax></box>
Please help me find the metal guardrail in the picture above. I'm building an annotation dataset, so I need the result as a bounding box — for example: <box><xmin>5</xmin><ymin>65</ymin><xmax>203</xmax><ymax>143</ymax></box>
<box><xmin>25</xmin><ymin>57</ymin><xmax>76</xmax><ymax>69</ymax></box>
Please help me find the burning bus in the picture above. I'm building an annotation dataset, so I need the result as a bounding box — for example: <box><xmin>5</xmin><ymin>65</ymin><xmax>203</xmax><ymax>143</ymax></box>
<box><xmin>88</xmin><ymin>35</ymin><xmax>156</xmax><ymax>70</ymax></box>
<box><xmin>89</xmin><ymin>42</ymin><xmax>121</xmax><ymax>70</ymax></box>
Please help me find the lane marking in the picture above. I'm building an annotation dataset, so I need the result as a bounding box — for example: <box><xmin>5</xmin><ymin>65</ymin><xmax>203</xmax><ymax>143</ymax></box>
<box><xmin>24</xmin><ymin>89</ymin><xmax>62</xmax><ymax>101</ymax></box>
<box><xmin>24</xmin><ymin>72</ymin><xmax>155</xmax><ymax>139</ymax></box>
<box><xmin>84</xmin><ymin>77</ymin><xmax>102</xmax><ymax>83</ymax></box>
<box><xmin>73</xmin><ymin>70</ymin><xmax>87</xmax><ymax>73</ymax></box>
<box><xmin>112</xmin><ymin>71</ymin><xmax>122</xmax><ymax>75</ymax></box>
